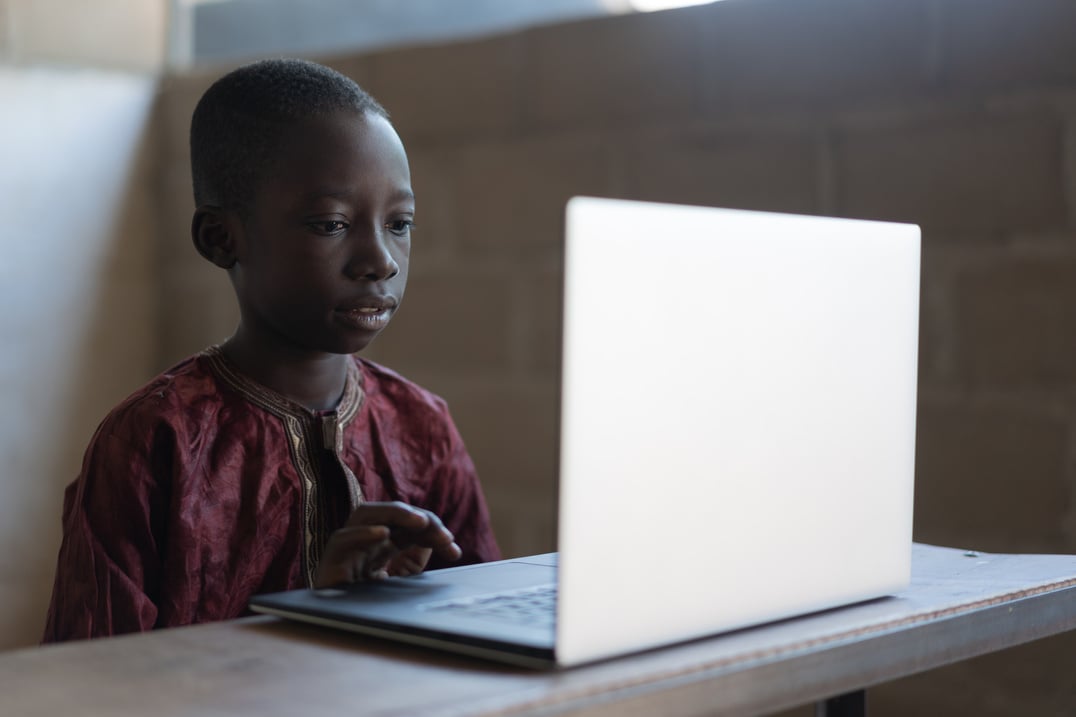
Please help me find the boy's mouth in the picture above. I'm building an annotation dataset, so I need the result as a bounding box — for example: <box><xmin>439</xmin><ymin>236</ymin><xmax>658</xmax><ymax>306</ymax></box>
<box><xmin>336</xmin><ymin>301</ymin><xmax>396</xmax><ymax>332</ymax></box>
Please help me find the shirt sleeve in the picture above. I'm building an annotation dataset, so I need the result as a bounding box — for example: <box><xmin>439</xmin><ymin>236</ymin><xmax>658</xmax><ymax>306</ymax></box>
<box><xmin>423</xmin><ymin>407</ymin><xmax>501</xmax><ymax>570</ymax></box>
<box><xmin>41</xmin><ymin>419</ymin><xmax>169</xmax><ymax>642</ymax></box>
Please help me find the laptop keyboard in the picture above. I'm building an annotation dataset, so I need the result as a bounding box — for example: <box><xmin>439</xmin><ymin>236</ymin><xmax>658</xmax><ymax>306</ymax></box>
<box><xmin>418</xmin><ymin>583</ymin><xmax>557</xmax><ymax>628</ymax></box>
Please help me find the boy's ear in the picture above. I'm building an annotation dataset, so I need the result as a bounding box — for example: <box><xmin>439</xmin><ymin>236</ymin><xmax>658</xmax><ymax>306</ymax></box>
<box><xmin>191</xmin><ymin>206</ymin><xmax>239</xmax><ymax>269</ymax></box>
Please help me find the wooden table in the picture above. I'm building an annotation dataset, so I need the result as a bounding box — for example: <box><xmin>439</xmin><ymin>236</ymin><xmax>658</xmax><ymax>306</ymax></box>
<box><xmin>5</xmin><ymin>544</ymin><xmax>1076</xmax><ymax>717</ymax></box>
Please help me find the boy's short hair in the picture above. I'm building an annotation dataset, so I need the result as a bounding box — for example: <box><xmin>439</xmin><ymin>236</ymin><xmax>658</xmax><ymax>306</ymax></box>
<box><xmin>190</xmin><ymin>58</ymin><xmax>389</xmax><ymax>212</ymax></box>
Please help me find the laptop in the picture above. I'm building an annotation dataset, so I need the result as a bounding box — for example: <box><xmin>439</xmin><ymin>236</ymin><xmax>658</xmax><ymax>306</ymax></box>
<box><xmin>250</xmin><ymin>197</ymin><xmax>921</xmax><ymax>669</ymax></box>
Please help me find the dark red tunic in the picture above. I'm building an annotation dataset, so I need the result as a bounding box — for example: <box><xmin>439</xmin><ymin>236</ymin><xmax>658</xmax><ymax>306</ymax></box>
<box><xmin>43</xmin><ymin>347</ymin><xmax>500</xmax><ymax>641</ymax></box>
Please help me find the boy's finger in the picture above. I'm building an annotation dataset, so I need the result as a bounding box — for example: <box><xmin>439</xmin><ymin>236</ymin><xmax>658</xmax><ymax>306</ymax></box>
<box><xmin>387</xmin><ymin>546</ymin><xmax>432</xmax><ymax>577</ymax></box>
<box><xmin>435</xmin><ymin>541</ymin><xmax>463</xmax><ymax>561</ymax></box>
<box><xmin>315</xmin><ymin>527</ymin><xmax>391</xmax><ymax>587</ymax></box>
<box><xmin>346</xmin><ymin>501</ymin><xmax>430</xmax><ymax>530</ymax></box>
<box><xmin>413</xmin><ymin>511</ymin><xmax>462</xmax><ymax>560</ymax></box>
<box><xmin>345</xmin><ymin>502</ymin><xmax>461</xmax><ymax>561</ymax></box>
<box><xmin>324</xmin><ymin>525</ymin><xmax>391</xmax><ymax>554</ymax></box>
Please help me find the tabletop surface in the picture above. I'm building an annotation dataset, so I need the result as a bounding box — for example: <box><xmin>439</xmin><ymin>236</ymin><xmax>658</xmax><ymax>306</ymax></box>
<box><xmin>6</xmin><ymin>544</ymin><xmax>1076</xmax><ymax>717</ymax></box>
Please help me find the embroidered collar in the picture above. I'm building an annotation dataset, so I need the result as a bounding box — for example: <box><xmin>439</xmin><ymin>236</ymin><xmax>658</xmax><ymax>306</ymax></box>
<box><xmin>201</xmin><ymin>345</ymin><xmax>364</xmax><ymax>426</ymax></box>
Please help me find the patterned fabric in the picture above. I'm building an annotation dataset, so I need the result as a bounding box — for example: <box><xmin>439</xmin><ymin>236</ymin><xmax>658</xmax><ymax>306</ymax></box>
<box><xmin>42</xmin><ymin>347</ymin><xmax>500</xmax><ymax>642</ymax></box>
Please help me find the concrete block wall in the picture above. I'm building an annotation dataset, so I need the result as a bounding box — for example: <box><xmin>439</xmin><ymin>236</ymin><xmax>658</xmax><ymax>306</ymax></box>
<box><xmin>151</xmin><ymin>0</ymin><xmax>1076</xmax><ymax>713</ymax></box>
<box><xmin>0</xmin><ymin>2</ymin><xmax>166</xmax><ymax>650</ymax></box>
<box><xmin>0</xmin><ymin>0</ymin><xmax>167</xmax><ymax>70</ymax></box>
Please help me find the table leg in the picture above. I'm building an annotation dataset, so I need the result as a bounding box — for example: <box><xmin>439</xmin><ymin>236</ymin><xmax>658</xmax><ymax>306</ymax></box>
<box><xmin>814</xmin><ymin>689</ymin><xmax>866</xmax><ymax>717</ymax></box>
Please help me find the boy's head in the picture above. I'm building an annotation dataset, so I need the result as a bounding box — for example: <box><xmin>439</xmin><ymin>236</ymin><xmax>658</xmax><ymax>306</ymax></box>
<box><xmin>190</xmin><ymin>58</ymin><xmax>388</xmax><ymax>213</ymax></box>
<box><xmin>190</xmin><ymin>59</ymin><xmax>413</xmax><ymax>359</ymax></box>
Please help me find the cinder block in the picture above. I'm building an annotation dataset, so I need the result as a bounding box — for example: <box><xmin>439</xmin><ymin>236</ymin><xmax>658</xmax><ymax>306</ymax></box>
<box><xmin>614</xmin><ymin>128</ymin><xmax>818</xmax><ymax>214</ymax></box>
<box><xmin>364</xmin><ymin>34</ymin><xmax>524</xmax><ymax>142</ymax></box>
<box><xmin>913</xmin><ymin>399</ymin><xmax>1069</xmax><ymax>553</ymax></box>
<box><xmin>158</xmin><ymin>267</ymin><xmax>237</xmax><ymax>365</ymax></box>
<box><xmin>95</xmin><ymin>169</ymin><xmax>159</xmax><ymax>285</ymax></box>
<box><xmin>450</xmin><ymin>137</ymin><xmax>612</xmax><ymax>256</ymax></box>
<box><xmin>940</xmin><ymin>0</ymin><xmax>1076</xmax><ymax>90</ymax></box>
<box><xmin>1067</xmin><ymin>121</ymin><xmax>1076</xmax><ymax>229</ymax></box>
<box><xmin>405</xmin><ymin>148</ymin><xmax>459</xmax><ymax>260</ymax></box>
<box><xmin>699</xmin><ymin>0</ymin><xmax>932</xmax><ymax>113</ymax></box>
<box><xmin>443</xmin><ymin>383</ymin><xmax>558</xmax><ymax>500</ymax></box>
<box><xmin>490</xmin><ymin>497</ymin><xmax>557</xmax><ymax>559</ymax></box>
<box><xmin>156</xmin><ymin>165</ymin><xmax>197</xmax><ymax>266</ymax></box>
<box><xmin>520</xmin><ymin>272</ymin><xmax>563</xmax><ymax>378</ymax></box>
<box><xmin>10</xmin><ymin>0</ymin><xmax>166</xmax><ymax>71</ymax></box>
<box><xmin>87</xmin><ymin>279</ymin><xmax>157</xmax><ymax>389</ymax></box>
<box><xmin>525</xmin><ymin>9</ymin><xmax>701</xmax><ymax>129</ymax></box>
<box><xmin>321</xmin><ymin>55</ymin><xmax>374</xmax><ymax>91</ymax></box>
<box><xmin>155</xmin><ymin>72</ymin><xmax>217</xmax><ymax>166</ymax></box>
<box><xmin>953</xmin><ymin>256</ymin><xmax>1076</xmax><ymax>388</ymax></box>
<box><xmin>0</xmin><ymin>581</ymin><xmax>51</xmax><ymax>650</ymax></box>
<box><xmin>835</xmin><ymin>115</ymin><xmax>1066</xmax><ymax>233</ymax></box>
<box><xmin>916</xmin><ymin>244</ymin><xmax>958</xmax><ymax>388</ymax></box>
<box><xmin>372</xmin><ymin>274</ymin><xmax>515</xmax><ymax>376</ymax></box>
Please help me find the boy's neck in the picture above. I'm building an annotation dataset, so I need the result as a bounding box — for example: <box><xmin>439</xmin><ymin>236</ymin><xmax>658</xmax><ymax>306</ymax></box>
<box><xmin>219</xmin><ymin>334</ymin><xmax>351</xmax><ymax>413</ymax></box>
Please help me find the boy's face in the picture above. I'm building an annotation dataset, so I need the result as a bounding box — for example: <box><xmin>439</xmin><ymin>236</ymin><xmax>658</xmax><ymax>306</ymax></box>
<box><xmin>230</xmin><ymin>111</ymin><xmax>413</xmax><ymax>356</ymax></box>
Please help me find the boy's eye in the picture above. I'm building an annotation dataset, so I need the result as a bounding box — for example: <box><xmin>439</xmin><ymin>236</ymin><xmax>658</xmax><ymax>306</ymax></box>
<box><xmin>307</xmin><ymin>220</ymin><xmax>349</xmax><ymax>235</ymax></box>
<box><xmin>387</xmin><ymin>219</ymin><xmax>415</xmax><ymax>237</ymax></box>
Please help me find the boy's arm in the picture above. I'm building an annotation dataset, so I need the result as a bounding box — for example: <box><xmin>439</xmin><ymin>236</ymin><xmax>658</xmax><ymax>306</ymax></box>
<box><xmin>42</xmin><ymin>426</ymin><xmax>167</xmax><ymax>642</ymax></box>
<box><xmin>422</xmin><ymin>410</ymin><xmax>501</xmax><ymax>569</ymax></box>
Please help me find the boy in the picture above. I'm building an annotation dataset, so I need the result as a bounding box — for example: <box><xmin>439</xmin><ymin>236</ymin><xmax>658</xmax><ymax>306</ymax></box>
<box><xmin>42</xmin><ymin>58</ymin><xmax>500</xmax><ymax>641</ymax></box>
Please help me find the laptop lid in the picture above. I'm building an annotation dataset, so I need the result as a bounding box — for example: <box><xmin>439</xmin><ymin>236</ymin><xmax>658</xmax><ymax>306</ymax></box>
<box><xmin>554</xmin><ymin>198</ymin><xmax>919</xmax><ymax>665</ymax></box>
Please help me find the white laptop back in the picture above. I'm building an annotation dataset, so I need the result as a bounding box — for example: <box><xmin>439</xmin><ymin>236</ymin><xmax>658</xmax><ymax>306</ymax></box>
<box><xmin>555</xmin><ymin>197</ymin><xmax>920</xmax><ymax>665</ymax></box>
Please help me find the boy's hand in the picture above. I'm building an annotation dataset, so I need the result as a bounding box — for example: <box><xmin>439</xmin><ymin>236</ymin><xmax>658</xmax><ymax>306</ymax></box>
<box><xmin>314</xmin><ymin>501</ymin><xmax>462</xmax><ymax>588</ymax></box>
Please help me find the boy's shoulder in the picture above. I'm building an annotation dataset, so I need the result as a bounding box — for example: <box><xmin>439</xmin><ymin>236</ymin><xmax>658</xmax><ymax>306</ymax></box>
<box><xmin>353</xmin><ymin>356</ymin><xmax>451</xmax><ymax>417</ymax></box>
<box><xmin>352</xmin><ymin>353</ymin><xmax>462</xmax><ymax>426</ymax></box>
<box><xmin>122</xmin><ymin>350</ymin><xmax>219</xmax><ymax>403</ymax></box>
<box><xmin>92</xmin><ymin>351</ymin><xmax>227</xmax><ymax>442</ymax></box>
<box><xmin>350</xmin><ymin>357</ymin><xmax>467</xmax><ymax>460</ymax></box>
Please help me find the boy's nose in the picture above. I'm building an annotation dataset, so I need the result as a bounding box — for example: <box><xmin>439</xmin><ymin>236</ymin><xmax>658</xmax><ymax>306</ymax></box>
<box><xmin>345</xmin><ymin>228</ymin><xmax>399</xmax><ymax>281</ymax></box>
